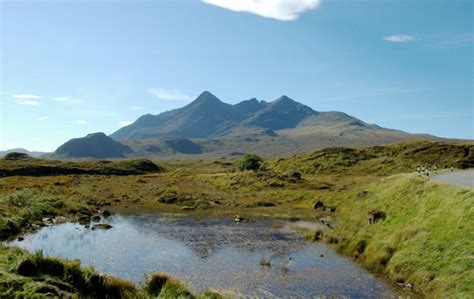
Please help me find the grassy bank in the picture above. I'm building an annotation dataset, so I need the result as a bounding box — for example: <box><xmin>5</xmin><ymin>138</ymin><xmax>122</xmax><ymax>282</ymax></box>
<box><xmin>307</xmin><ymin>174</ymin><xmax>474</xmax><ymax>297</ymax></box>
<box><xmin>0</xmin><ymin>245</ymin><xmax>223</xmax><ymax>298</ymax></box>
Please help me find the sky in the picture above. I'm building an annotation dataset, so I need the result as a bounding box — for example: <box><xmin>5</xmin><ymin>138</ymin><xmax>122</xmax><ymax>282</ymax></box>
<box><xmin>0</xmin><ymin>0</ymin><xmax>473</xmax><ymax>152</ymax></box>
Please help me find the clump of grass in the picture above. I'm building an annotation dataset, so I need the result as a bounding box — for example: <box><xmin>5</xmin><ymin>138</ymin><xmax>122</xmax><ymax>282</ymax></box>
<box><xmin>17</xmin><ymin>251</ymin><xmax>65</xmax><ymax>277</ymax></box>
<box><xmin>259</xmin><ymin>257</ymin><xmax>271</xmax><ymax>267</ymax></box>
<box><xmin>158</xmin><ymin>279</ymin><xmax>193</xmax><ymax>298</ymax></box>
<box><xmin>145</xmin><ymin>272</ymin><xmax>171</xmax><ymax>295</ymax></box>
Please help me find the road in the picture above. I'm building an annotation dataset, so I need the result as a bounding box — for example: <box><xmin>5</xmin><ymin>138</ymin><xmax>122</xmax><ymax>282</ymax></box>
<box><xmin>433</xmin><ymin>170</ymin><xmax>474</xmax><ymax>189</ymax></box>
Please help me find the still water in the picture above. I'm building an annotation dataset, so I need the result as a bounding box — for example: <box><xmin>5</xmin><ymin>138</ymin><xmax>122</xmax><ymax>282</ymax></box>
<box><xmin>9</xmin><ymin>213</ymin><xmax>397</xmax><ymax>298</ymax></box>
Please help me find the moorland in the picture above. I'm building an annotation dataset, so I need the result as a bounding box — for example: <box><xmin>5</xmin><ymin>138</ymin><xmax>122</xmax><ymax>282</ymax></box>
<box><xmin>0</xmin><ymin>140</ymin><xmax>473</xmax><ymax>298</ymax></box>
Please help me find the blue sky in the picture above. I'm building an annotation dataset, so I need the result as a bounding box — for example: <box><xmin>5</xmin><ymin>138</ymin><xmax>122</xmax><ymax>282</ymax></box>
<box><xmin>1</xmin><ymin>0</ymin><xmax>473</xmax><ymax>151</ymax></box>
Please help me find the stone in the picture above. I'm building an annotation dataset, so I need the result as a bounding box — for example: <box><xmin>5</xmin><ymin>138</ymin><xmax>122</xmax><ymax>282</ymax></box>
<box><xmin>313</xmin><ymin>201</ymin><xmax>324</xmax><ymax>210</ymax></box>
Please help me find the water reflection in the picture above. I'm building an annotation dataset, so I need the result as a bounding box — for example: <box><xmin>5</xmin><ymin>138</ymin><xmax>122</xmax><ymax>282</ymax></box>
<box><xmin>9</xmin><ymin>213</ymin><xmax>396</xmax><ymax>298</ymax></box>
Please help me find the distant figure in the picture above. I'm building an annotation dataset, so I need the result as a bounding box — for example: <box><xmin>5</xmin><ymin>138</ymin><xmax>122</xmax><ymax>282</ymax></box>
<box><xmin>426</xmin><ymin>169</ymin><xmax>430</xmax><ymax>178</ymax></box>
<box><xmin>417</xmin><ymin>166</ymin><xmax>421</xmax><ymax>176</ymax></box>
<box><xmin>451</xmin><ymin>166</ymin><xmax>454</xmax><ymax>172</ymax></box>
<box><xmin>434</xmin><ymin>165</ymin><xmax>438</xmax><ymax>174</ymax></box>
<box><xmin>421</xmin><ymin>166</ymin><xmax>425</xmax><ymax>175</ymax></box>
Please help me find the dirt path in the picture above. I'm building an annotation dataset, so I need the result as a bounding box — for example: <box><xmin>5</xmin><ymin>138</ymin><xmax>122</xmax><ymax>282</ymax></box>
<box><xmin>433</xmin><ymin>170</ymin><xmax>474</xmax><ymax>189</ymax></box>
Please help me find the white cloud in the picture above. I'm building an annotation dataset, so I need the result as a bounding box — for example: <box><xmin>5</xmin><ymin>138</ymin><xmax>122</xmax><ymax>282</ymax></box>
<box><xmin>131</xmin><ymin>106</ymin><xmax>143</xmax><ymax>110</ymax></box>
<box><xmin>17</xmin><ymin>100</ymin><xmax>41</xmax><ymax>105</ymax></box>
<box><xmin>203</xmin><ymin>0</ymin><xmax>320</xmax><ymax>21</ymax></box>
<box><xmin>36</xmin><ymin>117</ymin><xmax>49</xmax><ymax>121</ymax></box>
<box><xmin>75</xmin><ymin>120</ymin><xmax>88</xmax><ymax>125</ymax></box>
<box><xmin>383</xmin><ymin>35</ymin><xmax>414</xmax><ymax>43</ymax></box>
<box><xmin>149</xmin><ymin>88</ymin><xmax>192</xmax><ymax>101</ymax></box>
<box><xmin>13</xmin><ymin>94</ymin><xmax>42</xmax><ymax>99</ymax></box>
<box><xmin>118</xmin><ymin>120</ymin><xmax>133</xmax><ymax>127</ymax></box>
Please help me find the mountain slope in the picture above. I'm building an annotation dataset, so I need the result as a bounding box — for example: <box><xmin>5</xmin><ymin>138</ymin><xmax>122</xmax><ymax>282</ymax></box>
<box><xmin>111</xmin><ymin>91</ymin><xmax>242</xmax><ymax>140</ymax></box>
<box><xmin>53</xmin><ymin>132</ymin><xmax>132</xmax><ymax>158</ymax></box>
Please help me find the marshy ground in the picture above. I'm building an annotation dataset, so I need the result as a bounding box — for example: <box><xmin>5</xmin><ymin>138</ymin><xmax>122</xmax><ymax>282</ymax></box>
<box><xmin>0</xmin><ymin>140</ymin><xmax>473</xmax><ymax>298</ymax></box>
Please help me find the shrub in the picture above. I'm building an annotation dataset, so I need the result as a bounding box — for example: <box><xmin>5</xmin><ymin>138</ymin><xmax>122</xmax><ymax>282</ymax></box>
<box><xmin>236</xmin><ymin>154</ymin><xmax>263</xmax><ymax>171</ymax></box>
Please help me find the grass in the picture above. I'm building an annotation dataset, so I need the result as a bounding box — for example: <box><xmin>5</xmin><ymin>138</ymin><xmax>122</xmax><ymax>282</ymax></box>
<box><xmin>311</xmin><ymin>174</ymin><xmax>474</xmax><ymax>297</ymax></box>
<box><xmin>0</xmin><ymin>156</ymin><xmax>162</xmax><ymax>177</ymax></box>
<box><xmin>0</xmin><ymin>246</ymin><xmax>223</xmax><ymax>298</ymax></box>
<box><xmin>0</xmin><ymin>140</ymin><xmax>472</xmax><ymax>297</ymax></box>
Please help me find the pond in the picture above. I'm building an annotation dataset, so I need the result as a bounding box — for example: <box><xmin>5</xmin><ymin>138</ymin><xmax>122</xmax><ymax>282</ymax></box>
<box><xmin>8</xmin><ymin>213</ymin><xmax>397</xmax><ymax>298</ymax></box>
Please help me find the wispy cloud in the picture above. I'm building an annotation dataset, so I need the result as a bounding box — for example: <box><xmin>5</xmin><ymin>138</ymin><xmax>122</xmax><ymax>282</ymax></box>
<box><xmin>383</xmin><ymin>35</ymin><xmax>414</xmax><ymax>43</ymax></box>
<box><xmin>75</xmin><ymin>120</ymin><xmax>88</xmax><ymax>125</ymax></box>
<box><xmin>13</xmin><ymin>94</ymin><xmax>42</xmax><ymax>99</ymax></box>
<box><xmin>425</xmin><ymin>33</ymin><xmax>474</xmax><ymax>49</ymax></box>
<box><xmin>149</xmin><ymin>88</ymin><xmax>192</xmax><ymax>101</ymax></box>
<box><xmin>131</xmin><ymin>106</ymin><xmax>143</xmax><ymax>110</ymax></box>
<box><xmin>118</xmin><ymin>120</ymin><xmax>133</xmax><ymax>127</ymax></box>
<box><xmin>36</xmin><ymin>117</ymin><xmax>49</xmax><ymax>121</ymax></box>
<box><xmin>17</xmin><ymin>100</ymin><xmax>41</xmax><ymax>106</ymax></box>
<box><xmin>203</xmin><ymin>0</ymin><xmax>320</xmax><ymax>21</ymax></box>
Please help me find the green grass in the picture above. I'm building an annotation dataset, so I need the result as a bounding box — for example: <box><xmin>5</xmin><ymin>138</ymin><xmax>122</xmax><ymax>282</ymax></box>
<box><xmin>319</xmin><ymin>174</ymin><xmax>474</xmax><ymax>297</ymax></box>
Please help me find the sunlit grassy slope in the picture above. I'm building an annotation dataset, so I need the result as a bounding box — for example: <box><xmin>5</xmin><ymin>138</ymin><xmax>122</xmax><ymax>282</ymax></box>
<box><xmin>316</xmin><ymin>174</ymin><xmax>474</xmax><ymax>297</ymax></box>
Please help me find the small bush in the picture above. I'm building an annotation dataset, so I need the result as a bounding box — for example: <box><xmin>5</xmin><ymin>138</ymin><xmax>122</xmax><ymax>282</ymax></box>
<box><xmin>236</xmin><ymin>154</ymin><xmax>263</xmax><ymax>171</ymax></box>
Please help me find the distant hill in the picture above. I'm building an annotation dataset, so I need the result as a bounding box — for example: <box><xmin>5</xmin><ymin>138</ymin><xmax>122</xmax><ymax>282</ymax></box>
<box><xmin>0</xmin><ymin>148</ymin><xmax>47</xmax><ymax>158</ymax></box>
<box><xmin>52</xmin><ymin>132</ymin><xmax>132</xmax><ymax>159</ymax></box>
<box><xmin>110</xmin><ymin>91</ymin><xmax>444</xmax><ymax>157</ymax></box>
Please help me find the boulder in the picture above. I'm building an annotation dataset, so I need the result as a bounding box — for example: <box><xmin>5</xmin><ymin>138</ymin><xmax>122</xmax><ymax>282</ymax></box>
<box><xmin>368</xmin><ymin>210</ymin><xmax>386</xmax><ymax>224</ymax></box>
<box><xmin>93</xmin><ymin>224</ymin><xmax>113</xmax><ymax>230</ymax></box>
<box><xmin>313</xmin><ymin>201</ymin><xmax>324</xmax><ymax>210</ymax></box>
<box><xmin>290</xmin><ymin>171</ymin><xmax>302</xmax><ymax>179</ymax></box>
<box><xmin>234</xmin><ymin>215</ymin><xmax>244</xmax><ymax>222</ymax></box>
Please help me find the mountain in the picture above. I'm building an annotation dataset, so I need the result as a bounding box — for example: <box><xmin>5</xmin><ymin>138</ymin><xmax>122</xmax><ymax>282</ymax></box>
<box><xmin>53</xmin><ymin>132</ymin><xmax>132</xmax><ymax>159</ymax></box>
<box><xmin>111</xmin><ymin>91</ymin><xmax>329</xmax><ymax>140</ymax></box>
<box><xmin>50</xmin><ymin>91</ymin><xmax>445</xmax><ymax>159</ymax></box>
<box><xmin>0</xmin><ymin>148</ymin><xmax>47</xmax><ymax>158</ymax></box>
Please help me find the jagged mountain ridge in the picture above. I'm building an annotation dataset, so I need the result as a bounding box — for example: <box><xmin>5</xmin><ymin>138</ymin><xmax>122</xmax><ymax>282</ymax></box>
<box><xmin>111</xmin><ymin>91</ymin><xmax>364</xmax><ymax>140</ymax></box>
